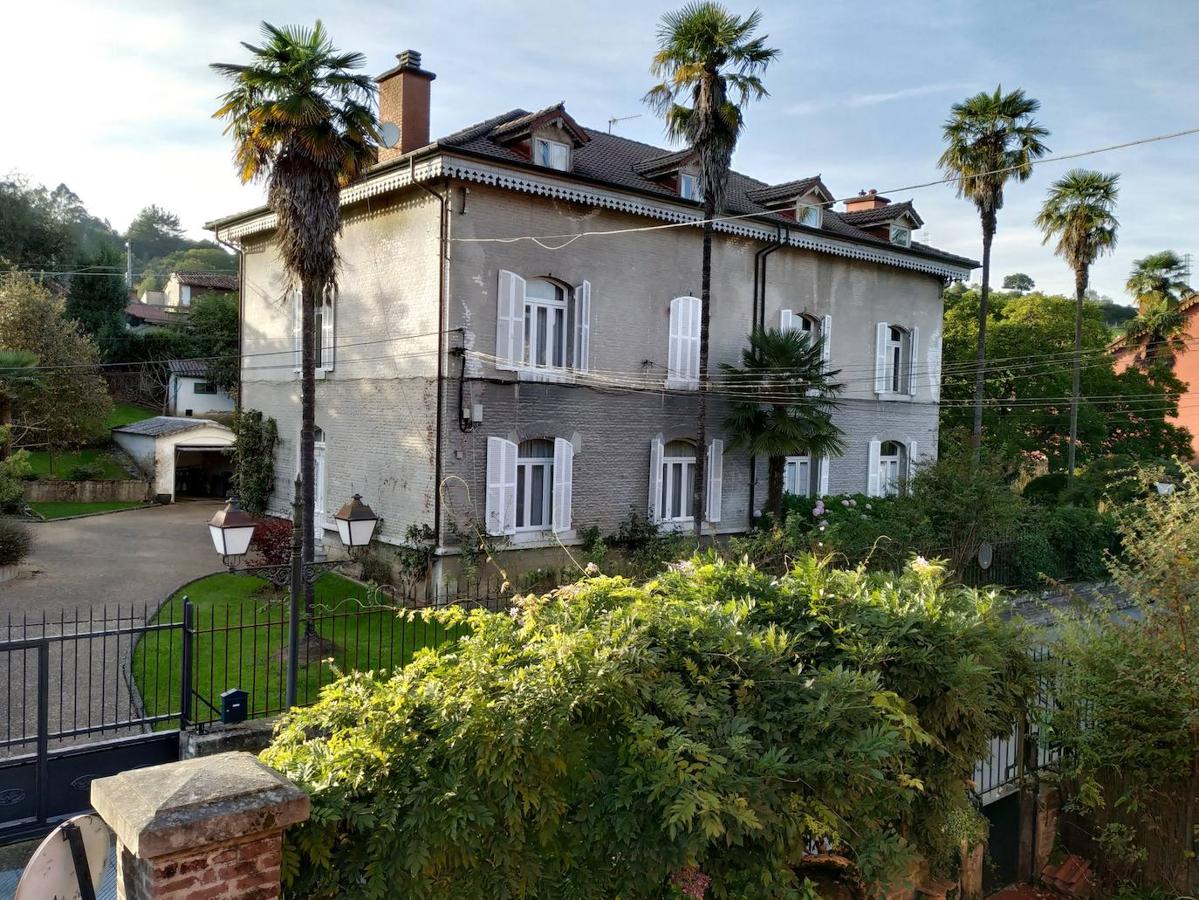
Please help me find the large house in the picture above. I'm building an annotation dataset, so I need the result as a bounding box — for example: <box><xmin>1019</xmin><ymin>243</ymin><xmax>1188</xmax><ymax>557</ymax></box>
<box><xmin>209</xmin><ymin>50</ymin><xmax>976</xmax><ymax>576</ymax></box>
<box><xmin>163</xmin><ymin>271</ymin><xmax>237</xmax><ymax>308</ymax></box>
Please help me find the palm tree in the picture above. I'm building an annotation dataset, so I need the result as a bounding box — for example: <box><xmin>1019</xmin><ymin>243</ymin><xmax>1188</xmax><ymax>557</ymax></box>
<box><xmin>0</xmin><ymin>350</ymin><xmax>40</xmax><ymax>460</ymax></box>
<box><xmin>1124</xmin><ymin>251</ymin><xmax>1193</xmax><ymax>370</ymax></box>
<box><xmin>939</xmin><ymin>87</ymin><xmax>1049</xmax><ymax>455</ymax></box>
<box><xmin>722</xmin><ymin>328</ymin><xmax>844</xmax><ymax>522</ymax></box>
<box><xmin>645</xmin><ymin>2</ymin><xmax>778</xmax><ymax>537</ymax></box>
<box><xmin>212</xmin><ymin>23</ymin><xmax>377</xmax><ymax>664</ymax></box>
<box><xmin>1035</xmin><ymin>169</ymin><xmax>1119</xmax><ymax>487</ymax></box>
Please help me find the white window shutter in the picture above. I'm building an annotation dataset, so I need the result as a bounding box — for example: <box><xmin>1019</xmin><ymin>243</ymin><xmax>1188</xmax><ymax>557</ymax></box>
<box><xmin>648</xmin><ymin>436</ymin><xmax>664</xmax><ymax>521</ymax></box>
<box><xmin>573</xmin><ymin>280</ymin><xmax>591</xmax><ymax>374</ymax></box>
<box><xmin>667</xmin><ymin>298</ymin><xmax>683</xmax><ymax>384</ymax></box>
<box><xmin>686</xmin><ymin>297</ymin><xmax>701</xmax><ymax>386</ymax></box>
<box><xmin>907</xmin><ymin>440</ymin><xmax>919</xmax><ymax>488</ymax></box>
<box><xmin>874</xmin><ymin>322</ymin><xmax>889</xmax><ymax>393</ymax></box>
<box><xmin>907</xmin><ymin>325</ymin><xmax>919</xmax><ymax>396</ymax></box>
<box><xmin>485</xmin><ymin>436</ymin><xmax>518</xmax><ymax>536</ymax></box>
<box><xmin>495</xmin><ymin>270</ymin><xmax>525</xmax><ymax>371</ymax></box>
<box><xmin>706</xmin><ymin>439</ymin><xmax>723</xmax><ymax>524</ymax></box>
<box><xmin>667</xmin><ymin>297</ymin><xmax>700</xmax><ymax>389</ymax></box>
<box><xmin>780</xmin><ymin>309</ymin><xmax>794</xmax><ymax>332</ymax></box>
<box><xmin>867</xmin><ymin>439</ymin><xmax>882</xmax><ymax>497</ymax></box>
<box><xmin>552</xmin><ymin>437</ymin><xmax>573</xmax><ymax>533</ymax></box>
<box><xmin>292</xmin><ymin>290</ymin><xmax>302</xmax><ymax>371</ymax></box>
<box><xmin>821</xmin><ymin>315</ymin><xmax>833</xmax><ymax>369</ymax></box>
<box><xmin>322</xmin><ymin>290</ymin><xmax>336</xmax><ymax>371</ymax></box>
<box><xmin>818</xmin><ymin>456</ymin><xmax>830</xmax><ymax>497</ymax></box>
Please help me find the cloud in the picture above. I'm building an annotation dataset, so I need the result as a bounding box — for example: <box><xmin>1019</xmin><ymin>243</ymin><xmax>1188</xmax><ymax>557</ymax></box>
<box><xmin>786</xmin><ymin>82</ymin><xmax>974</xmax><ymax>117</ymax></box>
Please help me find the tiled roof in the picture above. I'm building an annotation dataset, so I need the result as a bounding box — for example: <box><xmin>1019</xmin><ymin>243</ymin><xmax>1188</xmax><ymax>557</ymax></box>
<box><xmin>840</xmin><ymin>200</ymin><xmax>925</xmax><ymax>229</ymax></box>
<box><xmin>745</xmin><ymin>176</ymin><xmax>828</xmax><ymax>206</ymax></box>
<box><xmin>168</xmin><ymin>359</ymin><xmax>210</xmax><ymax>378</ymax></box>
<box><xmin>113</xmin><ymin>416</ymin><xmax>222</xmax><ymax>437</ymax></box>
<box><xmin>438</xmin><ymin>109</ymin><xmax>971</xmax><ymax>268</ymax></box>
<box><xmin>489</xmin><ymin>102</ymin><xmax>591</xmax><ymax>146</ymax></box>
<box><xmin>632</xmin><ymin>148</ymin><xmax>697</xmax><ymax>178</ymax></box>
<box><xmin>174</xmin><ymin>271</ymin><xmax>237</xmax><ymax>290</ymax></box>
<box><xmin>125</xmin><ymin>302</ymin><xmax>187</xmax><ymax>325</ymax></box>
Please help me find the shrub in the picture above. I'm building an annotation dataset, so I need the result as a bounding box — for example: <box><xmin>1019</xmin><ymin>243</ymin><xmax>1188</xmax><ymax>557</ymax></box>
<box><xmin>249</xmin><ymin>516</ymin><xmax>293</xmax><ymax>566</ymax></box>
<box><xmin>68</xmin><ymin>462</ymin><xmax>105</xmax><ymax>482</ymax></box>
<box><xmin>264</xmin><ymin>555</ymin><xmax>1033</xmax><ymax>897</ymax></box>
<box><xmin>0</xmin><ymin>518</ymin><xmax>32</xmax><ymax>566</ymax></box>
<box><xmin>232</xmin><ymin>410</ymin><xmax>279</xmax><ymax>516</ymax></box>
<box><xmin>0</xmin><ymin>449</ymin><xmax>31</xmax><ymax>512</ymax></box>
<box><xmin>605</xmin><ymin>507</ymin><xmax>694</xmax><ymax>577</ymax></box>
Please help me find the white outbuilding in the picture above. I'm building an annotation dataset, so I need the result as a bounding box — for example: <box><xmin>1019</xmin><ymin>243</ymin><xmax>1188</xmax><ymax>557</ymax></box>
<box><xmin>112</xmin><ymin>417</ymin><xmax>235</xmax><ymax>501</ymax></box>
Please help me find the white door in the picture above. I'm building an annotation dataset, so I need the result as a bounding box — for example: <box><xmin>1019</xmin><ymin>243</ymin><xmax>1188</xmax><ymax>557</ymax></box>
<box><xmin>313</xmin><ymin>443</ymin><xmax>327</xmax><ymax>542</ymax></box>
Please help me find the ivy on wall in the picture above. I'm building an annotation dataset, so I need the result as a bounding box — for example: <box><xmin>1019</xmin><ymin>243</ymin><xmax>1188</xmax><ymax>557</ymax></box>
<box><xmin>233</xmin><ymin>409</ymin><xmax>279</xmax><ymax>515</ymax></box>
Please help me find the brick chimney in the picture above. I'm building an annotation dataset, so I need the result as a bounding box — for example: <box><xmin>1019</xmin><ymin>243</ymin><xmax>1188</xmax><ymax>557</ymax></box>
<box><xmin>844</xmin><ymin>189</ymin><xmax>890</xmax><ymax>213</ymax></box>
<box><xmin>376</xmin><ymin>50</ymin><xmax>436</xmax><ymax>162</ymax></box>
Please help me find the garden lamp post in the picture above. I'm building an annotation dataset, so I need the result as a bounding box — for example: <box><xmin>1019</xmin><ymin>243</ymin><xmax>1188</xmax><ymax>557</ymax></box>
<box><xmin>206</xmin><ymin>490</ymin><xmax>381</xmax><ymax>709</ymax></box>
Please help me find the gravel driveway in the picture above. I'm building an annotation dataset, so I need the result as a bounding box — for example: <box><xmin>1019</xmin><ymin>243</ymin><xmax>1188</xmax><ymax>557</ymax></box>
<box><xmin>0</xmin><ymin>501</ymin><xmax>224</xmax><ymax>755</ymax></box>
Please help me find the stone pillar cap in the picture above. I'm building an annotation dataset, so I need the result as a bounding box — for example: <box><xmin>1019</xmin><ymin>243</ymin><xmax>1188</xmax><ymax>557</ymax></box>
<box><xmin>91</xmin><ymin>751</ymin><xmax>309</xmax><ymax>860</ymax></box>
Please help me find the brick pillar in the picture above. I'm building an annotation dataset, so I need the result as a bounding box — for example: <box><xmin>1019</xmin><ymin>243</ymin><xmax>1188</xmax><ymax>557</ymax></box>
<box><xmin>90</xmin><ymin>751</ymin><xmax>309</xmax><ymax>900</ymax></box>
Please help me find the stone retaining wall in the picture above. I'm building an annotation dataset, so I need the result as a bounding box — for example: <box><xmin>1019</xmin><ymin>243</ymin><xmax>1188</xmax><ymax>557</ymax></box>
<box><xmin>23</xmin><ymin>479</ymin><xmax>152</xmax><ymax>503</ymax></box>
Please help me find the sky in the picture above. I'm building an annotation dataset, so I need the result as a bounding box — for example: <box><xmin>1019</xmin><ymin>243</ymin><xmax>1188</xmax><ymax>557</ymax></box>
<box><xmin>4</xmin><ymin>0</ymin><xmax>1198</xmax><ymax>302</ymax></box>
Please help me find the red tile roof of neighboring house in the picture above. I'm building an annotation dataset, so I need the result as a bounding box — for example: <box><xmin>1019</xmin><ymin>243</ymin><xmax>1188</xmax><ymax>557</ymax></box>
<box><xmin>174</xmin><ymin>271</ymin><xmax>237</xmax><ymax>291</ymax></box>
<box><xmin>840</xmin><ymin>200</ymin><xmax>925</xmax><ymax>229</ymax></box>
<box><xmin>125</xmin><ymin>302</ymin><xmax>187</xmax><ymax>326</ymax></box>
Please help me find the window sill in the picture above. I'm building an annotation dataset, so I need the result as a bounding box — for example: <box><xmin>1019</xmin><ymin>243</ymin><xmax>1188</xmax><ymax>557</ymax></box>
<box><xmin>874</xmin><ymin>391</ymin><xmax>915</xmax><ymax>402</ymax></box>
<box><xmin>664</xmin><ymin>379</ymin><xmax>699</xmax><ymax>392</ymax></box>
<box><xmin>516</xmin><ymin>368</ymin><xmax>577</xmax><ymax>385</ymax></box>
<box><xmin>293</xmin><ymin>368</ymin><xmax>332</xmax><ymax>380</ymax></box>
<box><xmin>507</xmin><ymin>529</ymin><xmax>578</xmax><ymax>547</ymax></box>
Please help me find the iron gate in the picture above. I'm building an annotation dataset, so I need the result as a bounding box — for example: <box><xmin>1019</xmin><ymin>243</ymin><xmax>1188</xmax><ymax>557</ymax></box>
<box><xmin>0</xmin><ymin>608</ymin><xmax>183</xmax><ymax>843</ymax></box>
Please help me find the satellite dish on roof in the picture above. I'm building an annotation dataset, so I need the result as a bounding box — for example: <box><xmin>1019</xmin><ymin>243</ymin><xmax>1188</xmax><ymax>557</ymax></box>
<box><xmin>15</xmin><ymin>813</ymin><xmax>112</xmax><ymax>900</ymax></box>
<box><xmin>379</xmin><ymin>121</ymin><xmax>400</xmax><ymax>149</ymax></box>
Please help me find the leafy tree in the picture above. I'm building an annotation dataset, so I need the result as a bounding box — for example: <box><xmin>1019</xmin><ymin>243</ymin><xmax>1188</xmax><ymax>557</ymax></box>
<box><xmin>233</xmin><ymin>409</ymin><xmax>279</xmax><ymax>515</ymax></box>
<box><xmin>0</xmin><ymin>274</ymin><xmax>111</xmax><ymax>453</ymax></box>
<box><xmin>264</xmin><ymin>556</ymin><xmax>1033</xmax><ymax>897</ymax></box>
<box><xmin>0</xmin><ymin>176</ymin><xmax>78</xmax><ymax>273</ymax></box>
<box><xmin>134</xmin><ymin>245</ymin><xmax>236</xmax><ymax>295</ymax></box>
<box><xmin>940</xmin><ymin>289</ymin><xmax>1191</xmax><ymax>469</ymax></box>
<box><xmin>186</xmin><ymin>291</ymin><xmax>239</xmax><ymax>396</ymax></box>
<box><xmin>721</xmin><ymin>327</ymin><xmax>844</xmax><ymax>521</ymax></box>
<box><xmin>123</xmin><ymin>204</ymin><xmax>188</xmax><ymax>267</ymax></box>
<box><xmin>1002</xmin><ymin>272</ymin><xmax>1034</xmax><ymax>293</ymax></box>
<box><xmin>212</xmin><ymin>21</ymin><xmax>378</xmax><ymax>634</ymax></box>
<box><xmin>645</xmin><ymin>2</ymin><xmax>779</xmax><ymax>537</ymax></box>
<box><xmin>1035</xmin><ymin>169</ymin><xmax>1120</xmax><ymax>486</ymax></box>
<box><xmin>938</xmin><ymin>87</ymin><xmax>1049</xmax><ymax>452</ymax></box>
<box><xmin>0</xmin><ymin>350</ymin><xmax>39</xmax><ymax>459</ymax></box>
<box><xmin>65</xmin><ymin>245</ymin><xmax>129</xmax><ymax>339</ymax></box>
<box><xmin>1122</xmin><ymin>250</ymin><xmax>1193</xmax><ymax>373</ymax></box>
<box><xmin>1088</xmin><ymin>291</ymin><xmax>1137</xmax><ymax>329</ymax></box>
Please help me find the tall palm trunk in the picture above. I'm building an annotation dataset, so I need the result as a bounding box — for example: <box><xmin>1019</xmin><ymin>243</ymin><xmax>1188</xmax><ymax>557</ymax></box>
<box><xmin>692</xmin><ymin>200</ymin><xmax>715</xmax><ymax>539</ymax></box>
<box><xmin>1067</xmin><ymin>268</ymin><xmax>1087</xmax><ymax>487</ymax></box>
<box><xmin>766</xmin><ymin>453</ymin><xmax>786</xmax><ymax>522</ymax></box>
<box><xmin>300</xmin><ymin>278</ymin><xmax>317</xmax><ymax>635</ymax></box>
<box><xmin>971</xmin><ymin>211</ymin><xmax>996</xmax><ymax>458</ymax></box>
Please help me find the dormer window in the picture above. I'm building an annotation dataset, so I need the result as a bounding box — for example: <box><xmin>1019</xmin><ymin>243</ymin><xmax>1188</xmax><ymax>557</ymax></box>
<box><xmin>890</xmin><ymin>224</ymin><xmax>912</xmax><ymax>247</ymax></box>
<box><xmin>535</xmin><ymin>138</ymin><xmax>570</xmax><ymax>171</ymax></box>
<box><xmin>679</xmin><ymin>172</ymin><xmax>703</xmax><ymax>202</ymax></box>
<box><xmin>797</xmin><ymin>203</ymin><xmax>823</xmax><ymax>229</ymax></box>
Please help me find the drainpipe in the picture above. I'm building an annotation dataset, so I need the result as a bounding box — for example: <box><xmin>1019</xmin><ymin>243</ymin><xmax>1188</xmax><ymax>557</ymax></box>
<box><xmin>415</xmin><ymin>165</ymin><xmax>449</xmax><ymax>549</ymax></box>
<box><xmin>747</xmin><ymin>226</ymin><xmax>786</xmax><ymax>521</ymax></box>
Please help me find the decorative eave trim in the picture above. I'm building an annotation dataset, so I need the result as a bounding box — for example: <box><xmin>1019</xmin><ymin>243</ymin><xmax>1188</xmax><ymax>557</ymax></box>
<box><xmin>213</xmin><ymin>153</ymin><xmax>974</xmax><ymax>280</ymax></box>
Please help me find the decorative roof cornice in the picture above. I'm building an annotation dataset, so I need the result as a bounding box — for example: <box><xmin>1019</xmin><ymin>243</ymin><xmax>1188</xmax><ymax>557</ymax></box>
<box><xmin>210</xmin><ymin>152</ymin><xmax>973</xmax><ymax>279</ymax></box>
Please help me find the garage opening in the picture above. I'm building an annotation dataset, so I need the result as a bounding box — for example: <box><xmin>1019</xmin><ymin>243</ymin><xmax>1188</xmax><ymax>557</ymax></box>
<box><xmin>174</xmin><ymin>446</ymin><xmax>234</xmax><ymax>499</ymax></box>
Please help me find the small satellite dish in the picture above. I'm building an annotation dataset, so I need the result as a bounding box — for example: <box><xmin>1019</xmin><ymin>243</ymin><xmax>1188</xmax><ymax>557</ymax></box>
<box><xmin>15</xmin><ymin>813</ymin><xmax>112</xmax><ymax>900</ymax></box>
<box><xmin>977</xmin><ymin>541</ymin><xmax>994</xmax><ymax>571</ymax></box>
<box><xmin>379</xmin><ymin>121</ymin><xmax>400</xmax><ymax>149</ymax></box>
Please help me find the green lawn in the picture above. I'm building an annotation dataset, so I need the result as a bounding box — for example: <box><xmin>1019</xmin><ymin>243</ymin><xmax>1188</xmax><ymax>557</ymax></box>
<box><xmin>25</xmin><ymin>447</ymin><xmax>131</xmax><ymax>481</ymax></box>
<box><xmin>132</xmin><ymin>572</ymin><xmax>465</xmax><ymax>727</ymax></box>
<box><xmin>105</xmin><ymin>402</ymin><xmax>157</xmax><ymax>431</ymax></box>
<box><xmin>30</xmin><ymin>500</ymin><xmax>149</xmax><ymax>520</ymax></box>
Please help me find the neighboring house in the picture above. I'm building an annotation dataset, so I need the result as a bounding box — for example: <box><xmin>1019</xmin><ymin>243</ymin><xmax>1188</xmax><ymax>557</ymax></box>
<box><xmin>163</xmin><ymin>271</ymin><xmax>238</xmax><ymax>308</ymax></box>
<box><xmin>139</xmin><ymin>289</ymin><xmax>167</xmax><ymax>305</ymax></box>
<box><xmin>125</xmin><ymin>300</ymin><xmax>186</xmax><ymax>330</ymax></box>
<box><xmin>112</xmin><ymin>416</ymin><xmax>234</xmax><ymax>501</ymax></box>
<box><xmin>208</xmin><ymin>49</ymin><xmax>976</xmax><ymax>575</ymax></box>
<box><xmin>1111</xmin><ymin>293</ymin><xmax>1199</xmax><ymax>459</ymax></box>
<box><xmin>167</xmin><ymin>360</ymin><xmax>235</xmax><ymax>418</ymax></box>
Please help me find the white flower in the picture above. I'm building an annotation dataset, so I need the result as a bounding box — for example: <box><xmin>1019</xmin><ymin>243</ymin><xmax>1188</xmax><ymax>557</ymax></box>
<box><xmin>865</xmin><ymin>503</ymin><xmax>873</xmax><ymax>510</ymax></box>
<box><xmin>841</xmin><ymin>499</ymin><xmax>850</xmax><ymax>507</ymax></box>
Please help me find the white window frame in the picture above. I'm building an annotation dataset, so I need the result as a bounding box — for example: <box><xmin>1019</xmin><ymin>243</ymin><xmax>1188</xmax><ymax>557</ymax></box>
<box><xmin>292</xmin><ymin>289</ymin><xmax>335</xmax><ymax>376</ymax></box>
<box><xmin>887</xmin><ymin>326</ymin><xmax>905</xmax><ymax>394</ymax></box>
<box><xmin>534</xmin><ymin>138</ymin><xmax>570</xmax><ymax>171</ymax></box>
<box><xmin>514</xmin><ymin>439</ymin><xmax>554</xmax><ymax>532</ymax></box>
<box><xmin>679</xmin><ymin>172</ymin><xmax>702</xmax><ymax>202</ymax></box>
<box><xmin>521</xmin><ymin>279</ymin><xmax>569</xmax><ymax>370</ymax></box>
<box><xmin>878</xmin><ymin>441</ymin><xmax>903</xmax><ymax>497</ymax></box>
<box><xmin>875</xmin><ymin>322</ymin><xmax>918</xmax><ymax>397</ymax></box>
<box><xmin>890</xmin><ymin>224</ymin><xmax>912</xmax><ymax>247</ymax></box>
<box><xmin>658</xmin><ymin>441</ymin><xmax>697</xmax><ymax>524</ymax></box>
<box><xmin>667</xmin><ymin>296</ymin><xmax>702</xmax><ymax>390</ymax></box>
<box><xmin>495</xmin><ymin>272</ymin><xmax>590</xmax><ymax>377</ymax></box>
<box><xmin>784</xmin><ymin>455</ymin><xmax>812</xmax><ymax>497</ymax></box>
<box><xmin>650</xmin><ymin>437</ymin><xmax>721</xmax><ymax>525</ymax></box>
<box><xmin>797</xmin><ymin>203</ymin><xmax>823</xmax><ymax>229</ymax></box>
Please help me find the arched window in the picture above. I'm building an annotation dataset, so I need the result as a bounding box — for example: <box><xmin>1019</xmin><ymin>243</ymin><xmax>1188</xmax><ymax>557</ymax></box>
<box><xmin>659</xmin><ymin>440</ymin><xmax>697</xmax><ymax>522</ymax></box>
<box><xmin>886</xmin><ymin>326</ymin><xmax>906</xmax><ymax>393</ymax></box>
<box><xmin>522</xmin><ymin>279</ymin><xmax>568</xmax><ymax>369</ymax></box>
<box><xmin>515</xmin><ymin>438</ymin><xmax>554</xmax><ymax>531</ymax></box>
<box><xmin>878</xmin><ymin>441</ymin><xmax>904</xmax><ymax>497</ymax></box>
